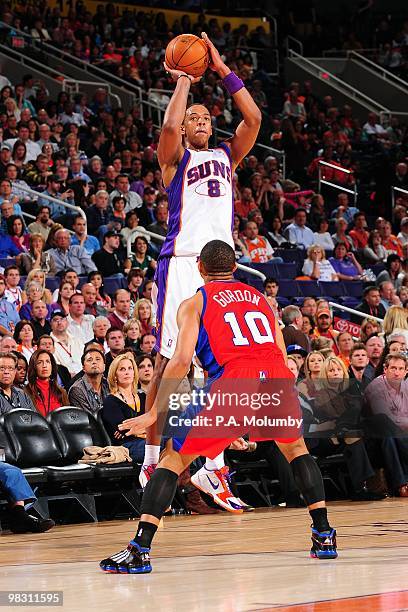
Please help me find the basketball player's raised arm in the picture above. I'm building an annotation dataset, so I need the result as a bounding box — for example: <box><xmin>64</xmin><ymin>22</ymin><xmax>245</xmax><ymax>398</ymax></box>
<box><xmin>202</xmin><ymin>33</ymin><xmax>262</xmax><ymax>169</ymax></box>
<box><xmin>158</xmin><ymin>65</ymin><xmax>201</xmax><ymax>184</ymax></box>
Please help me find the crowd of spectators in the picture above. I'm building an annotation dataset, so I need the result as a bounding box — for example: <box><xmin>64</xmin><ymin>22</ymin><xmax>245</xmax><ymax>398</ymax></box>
<box><xmin>0</xmin><ymin>1</ymin><xmax>406</xmax><ymax>517</ymax></box>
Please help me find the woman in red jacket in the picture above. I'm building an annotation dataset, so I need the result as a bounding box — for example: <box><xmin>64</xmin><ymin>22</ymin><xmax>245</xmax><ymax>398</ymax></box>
<box><xmin>25</xmin><ymin>350</ymin><xmax>68</xmax><ymax>417</ymax></box>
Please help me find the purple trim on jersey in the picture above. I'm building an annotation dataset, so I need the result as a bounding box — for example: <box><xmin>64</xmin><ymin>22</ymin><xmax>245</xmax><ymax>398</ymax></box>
<box><xmin>160</xmin><ymin>149</ymin><xmax>191</xmax><ymax>258</ymax></box>
<box><xmin>196</xmin><ymin>286</ymin><xmax>224</xmax><ymax>381</ymax></box>
<box><xmin>216</xmin><ymin>143</ymin><xmax>235</xmax><ymax>232</ymax></box>
<box><xmin>153</xmin><ymin>256</ymin><xmax>171</xmax><ymax>353</ymax></box>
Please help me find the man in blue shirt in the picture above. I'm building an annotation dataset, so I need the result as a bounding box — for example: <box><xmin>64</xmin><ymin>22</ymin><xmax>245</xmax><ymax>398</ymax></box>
<box><xmin>284</xmin><ymin>208</ymin><xmax>315</xmax><ymax>249</ymax></box>
<box><xmin>0</xmin><ymin>274</ymin><xmax>19</xmax><ymax>334</ymax></box>
<box><xmin>37</xmin><ymin>175</ymin><xmax>75</xmax><ymax>220</ymax></box>
<box><xmin>48</xmin><ymin>228</ymin><xmax>97</xmax><ymax>275</ymax></box>
<box><xmin>0</xmin><ymin>231</ymin><xmax>20</xmax><ymax>258</ymax></box>
<box><xmin>330</xmin><ymin>193</ymin><xmax>359</xmax><ymax>225</ymax></box>
<box><xmin>70</xmin><ymin>215</ymin><xmax>100</xmax><ymax>256</ymax></box>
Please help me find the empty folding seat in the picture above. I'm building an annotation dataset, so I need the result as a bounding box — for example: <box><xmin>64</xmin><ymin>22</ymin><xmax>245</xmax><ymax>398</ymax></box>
<box><xmin>342</xmin><ymin>281</ymin><xmax>364</xmax><ymax>298</ymax></box>
<box><xmin>277</xmin><ymin>280</ymin><xmax>300</xmax><ymax>298</ymax></box>
<box><xmin>319</xmin><ymin>281</ymin><xmax>345</xmax><ymax>298</ymax></box>
<box><xmin>3</xmin><ymin>409</ymin><xmax>93</xmax><ymax>482</ymax></box>
<box><xmin>297</xmin><ymin>281</ymin><xmax>322</xmax><ymax>298</ymax></box>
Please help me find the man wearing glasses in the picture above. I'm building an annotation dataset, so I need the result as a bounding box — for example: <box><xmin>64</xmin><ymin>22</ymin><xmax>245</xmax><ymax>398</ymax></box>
<box><xmin>0</xmin><ymin>352</ymin><xmax>36</xmax><ymax>415</ymax></box>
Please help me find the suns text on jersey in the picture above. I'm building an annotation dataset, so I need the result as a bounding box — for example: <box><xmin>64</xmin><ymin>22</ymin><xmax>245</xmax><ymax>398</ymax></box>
<box><xmin>186</xmin><ymin>160</ymin><xmax>232</xmax><ymax>186</ymax></box>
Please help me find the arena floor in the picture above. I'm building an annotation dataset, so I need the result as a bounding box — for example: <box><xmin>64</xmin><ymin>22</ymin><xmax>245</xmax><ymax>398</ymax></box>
<box><xmin>1</xmin><ymin>499</ymin><xmax>408</xmax><ymax>611</ymax></box>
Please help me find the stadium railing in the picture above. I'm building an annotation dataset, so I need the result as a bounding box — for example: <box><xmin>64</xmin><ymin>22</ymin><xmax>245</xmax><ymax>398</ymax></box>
<box><xmin>329</xmin><ymin>301</ymin><xmax>384</xmax><ymax>323</ymax></box>
<box><xmin>318</xmin><ymin>160</ymin><xmax>358</xmax><ymax>203</ymax></box>
<box><xmin>391</xmin><ymin>186</ymin><xmax>408</xmax><ymax>210</ymax></box>
<box><xmin>14</xmin><ymin>184</ymin><xmax>87</xmax><ymax>223</ymax></box>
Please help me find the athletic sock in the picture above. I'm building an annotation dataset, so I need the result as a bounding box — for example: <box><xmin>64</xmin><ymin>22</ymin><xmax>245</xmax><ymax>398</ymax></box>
<box><xmin>143</xmin><ymin>444</ymin><xmax>160</xmax><ymax>466</ymax></box>
<box><xmin>309</xmin><ymin>507</ymin><xmax>330</xmax><ymax>532</ymax></box>
<box><xmin>205</xmin><ymin>452</ymin><xmax>225</xmax><ymax>471</ymax></box>
<box><xmin>133</xmin><ymin>521</ymin><xmax>158</xmax><ymax>549</ymax></box>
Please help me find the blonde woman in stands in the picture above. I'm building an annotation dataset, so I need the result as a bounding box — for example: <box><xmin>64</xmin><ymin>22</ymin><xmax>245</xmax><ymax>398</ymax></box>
<box><xmin>382</xmin><ymin>305</ymin><xmax>408</xmax><ymax>338</ymax></box>
<box><xmin>359</xmin><ymin>317</ymin><xmax>383</xmax><ymax>343</ymax></box>
<box><xmin>23</xmin><ymin>269</ymin><xmax>52</xmax><ymax>304</ymax></box>
<box><xmin>302</xmin><ymin>244</ymin><xmax>338</xmax><ymax>281</ymax></box>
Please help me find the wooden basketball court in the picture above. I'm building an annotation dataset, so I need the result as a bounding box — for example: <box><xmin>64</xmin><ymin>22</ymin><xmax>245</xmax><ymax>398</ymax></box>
<box><xmin>1</xmin><ymin>499</ymin><xmax>408</xmax><ymax>611</ymax></box>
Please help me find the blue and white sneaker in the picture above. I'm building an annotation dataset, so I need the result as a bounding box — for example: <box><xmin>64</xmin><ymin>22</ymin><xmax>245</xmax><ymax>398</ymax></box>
<box><xmin>100</xmin><ymin>541</ymin><xmax>152</xmax><ymax>574</ymax></box>
<box><xmin>310</xmin><ymin>527</ymin><xmax>338</xmax><ymax>559</ymax></box>
<box><xmin>191</xmin><ymin>466</ymin><xmax>243</xmax><ymax>514</ymax></box>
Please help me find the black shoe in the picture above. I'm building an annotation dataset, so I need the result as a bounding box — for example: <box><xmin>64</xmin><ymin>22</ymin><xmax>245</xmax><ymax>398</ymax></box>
<box><xmin>100</xmin><ymin>541</ymin><xmax>152</xmax><ymax>574</ymax></box>
<box><xmin>351</xmin><ymin>488</ymin><xmax>386</xmax><ymax>501</ymax></box>
<box><xmin>310</xmin><ymin>527</ymin><xmax>338</xmax><ymax>559</ymax></box>
<box><xmin>8</xmin><ymin>508</ymin><xmax>55</xmax><ymax>534</ymax></box>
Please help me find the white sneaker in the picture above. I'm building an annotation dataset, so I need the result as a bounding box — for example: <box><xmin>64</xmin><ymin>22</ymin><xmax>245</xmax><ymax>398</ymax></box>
<box><xmin>139</xmin><ymin>463</ymin><xmax>157</xmax><ymax>489</ymax></box>
<box><xmin>190</xmin><ymin>466</ymin><xmax>243</xmax><ymax>514</ymax></box>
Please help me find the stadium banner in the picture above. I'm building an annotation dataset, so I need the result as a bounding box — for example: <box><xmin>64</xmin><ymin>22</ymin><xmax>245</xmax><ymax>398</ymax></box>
<box><xmin>333</xmin><ymin>316</ymin><xmax>361</xmax><ymax>337</ymax></box>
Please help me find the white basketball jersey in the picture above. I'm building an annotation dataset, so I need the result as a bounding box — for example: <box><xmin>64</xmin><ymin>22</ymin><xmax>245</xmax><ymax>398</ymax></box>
<box><xmin>160</xmin><ymin>144</ymin><xmax>234</xmax><ymax>258</ymax></box>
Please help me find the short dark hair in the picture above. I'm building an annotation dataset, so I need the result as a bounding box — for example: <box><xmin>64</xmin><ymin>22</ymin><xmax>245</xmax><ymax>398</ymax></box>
<box><xmin>106</xmin><ymin>327</ymin><xmax>124</xmax><ymax>341</ymax></box>
<box><xmin>81</xmin><ymin>347</ymin><xmax>106</xmax><ymax>365</ymax></box>
<box><xmin>37</xmin><ymin>334</ymin><xmax>54</xmax><ymax>346</ymax></box>
<box><xmin>4</xmin><ymin>265</ymin><xmax>19</xmax><ymax>276</ymax></box>
<box><xmin>36</xmin><ymin>205</ymin><xmax>50</xmax><ymax>216</ymax></box>
<box><xmin>264</xmin><ymin>276</ymin><xmax>279</xmax><ymax>288</ymax></box>
<box><xmin>384</xmin><ymin>353</ymin><xmax>408</xmax><ymax>368</ymax></box>
<box><xmin>295</xmin><ymin>207</ymin><xmax>307</xmax><ymax>215</ymax></box>
<box><xmin>199</xmin><ymin>240</ymin><xmax>235</xmax><ymax>275</ymax></box>
<box><xmin>363</xmin><ymin>285</ymin><xmax>379</xmax><ymax>298</ymax></box>
<box><xmin>350</xmin><ymin>342</ymin><xmax>366</xmax><ymax>358</ymax></box>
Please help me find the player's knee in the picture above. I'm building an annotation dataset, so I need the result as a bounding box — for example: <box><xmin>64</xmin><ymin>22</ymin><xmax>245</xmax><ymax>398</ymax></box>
<box><xmin>277</xmin><ymin>438</ymin><xmax>308</xmax><ymax>463</ymax></box>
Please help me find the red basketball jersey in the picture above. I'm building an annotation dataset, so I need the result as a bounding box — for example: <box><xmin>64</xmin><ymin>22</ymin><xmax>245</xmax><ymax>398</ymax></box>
<box><xmin>196</xmin><ymin>280</ymin><xmax>285</xmax><ymax>378</ymax></box>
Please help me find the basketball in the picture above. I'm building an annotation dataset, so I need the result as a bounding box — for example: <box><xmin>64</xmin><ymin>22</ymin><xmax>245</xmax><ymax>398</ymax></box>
<box><xmin>165</xmin><ymin>34</ymin><xmax>209</xmax><ymax>78</ymax></box>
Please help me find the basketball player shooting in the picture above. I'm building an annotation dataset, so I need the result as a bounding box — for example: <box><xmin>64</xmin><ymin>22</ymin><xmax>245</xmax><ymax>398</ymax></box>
<box><xmin>100</xmin><ymin>241</ymin><xmax>337</xmax><ymax>574</ymax></box>
<box><xmin>119</xmin><ymin>32</ymin><xmax>262</xmax><ymax>511</ymax></box>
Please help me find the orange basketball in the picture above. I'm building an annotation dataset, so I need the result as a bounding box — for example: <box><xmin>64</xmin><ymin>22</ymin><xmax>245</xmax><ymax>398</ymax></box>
<box><xmin>165</xmin><ymin>34</ymin><xmax>209</xmax><ymax>78</ymax></box>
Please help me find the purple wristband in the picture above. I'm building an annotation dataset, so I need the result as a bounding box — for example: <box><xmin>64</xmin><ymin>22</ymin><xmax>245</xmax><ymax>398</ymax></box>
<box><xmin>222</xmin><ymin>71</ymin><xmax>244</xmax><ymax>95</ymax></box>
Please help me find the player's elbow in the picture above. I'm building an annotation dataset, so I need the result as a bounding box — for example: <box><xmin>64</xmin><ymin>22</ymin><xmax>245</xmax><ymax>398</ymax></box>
<box><xmin>247</xmin><ymin>107</ymin><xmax>262</xmax><ymax>127</ymax></box>
<box><xmin>171</xmin><ymin>354</ymin><xmax>192</xmax><ymax>374</ymax></box>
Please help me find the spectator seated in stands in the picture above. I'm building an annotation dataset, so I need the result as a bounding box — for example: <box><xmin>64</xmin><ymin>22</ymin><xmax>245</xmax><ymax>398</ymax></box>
<box><xmin>329</xmin><ymin>242</ymin><xmax>364</xmax><ymax>280</ymax></box>
<box><xmin>0</xmin><ymin>461</ymin><xmax>55</xmax><ymax>533</ymax></box>
<box><xmin>108</xmin><ymin>289</ymin><xmax>131</xmax><ymax>331</ymax></box>
<box><xmin>330</xmin><ymin>193</ymin><xmax>359</xmax><ymax>225</ymax></box>
<box><xmin>128</xmin><ymin>235</ymin><xmax>157</xmax><ymax>274</ymax></box>
<box><xmin>120</xmin><ymin>210</ymin><xmax>148</xmax><ymax>250</ymax></box>
<box><xmin>332</xmin><ymin>217</ymin><xmax>354</xmax><ymax>251</ymax></box>
<box><xmin>51</xmin><ymin>280</ymin><xmax>74</xmax><ymax>316</ymax></box>
<box><xmin>19</xmin><ymin>281</ymin><xmax>48</xmax><ymax>321</ymax></box>
<box><xmin>92</xmin><ymin>230</ymin><xmax>129</xmax><ymax>277</ymax></box>
<box><xmin>380</xmin><ymin>221</ymin><xmax>403</xmax><ymax>258</ymax></box>
<box><xmin>48</xmin><ymin>228</ymin><xmax>97</xmax><ymax>276</ymax></box>
<box><xmin>337</xmin><ymin>331</ymin><xmax>354</xmax><ymax>368</ymax></box>
<box><xmin>313</xmin><ymin>217</ymin><xmax>335</xmax><ymax>250</ymax></box>
<box><xmin>0</xmin><ymin>274</ymin><xmax>20</xmax><ymax>336</ymax></box>
<box><xmin>81</xmin><ymin>283</ymin><xmax>108</xmax><ymax>317</ymax></box>
<box><xmin>379</xmin><ymin>281</ymin><xmax>402</xmax><ymax>310</ymax></box>
<box><xmin>50</xmin><ymin>309</ymin><xmax>84</xmax><ymax>376</ymax></box>
<box><xmin>123</xmin><ymin>319</ymin><xmax>142</xmax><ymax>353</ymax></box>
<box><xmin>0</xmin><ymin>351</ymin><xmax>36</xmax><ymax>415</ymax></box>
<box><xmin>312</xmin><ymin>308</ymin><xmax>340</xmax><ymax>355</ymax></box>
<box><xmin>70</xmin><ymin>214</ymin><xmax>100</xmax><ymax>256</ymax></box>
<box><xmin>67</xmin><ymin>293</ymin><xmax>94</xmax><ymax>345</ymax></box>
<box><xmin>235</xmin><ymin>186</ymin><xmax>258</xmax><ymax>219</ymax></box>
<box><xmin>19</xmin><ymin>232</ymin><xmax>56</xmax><ymax>275</ymax></box>
<box><xmin>363</xmin><ymin>230</ymin><xmax>387</xmax><ymax>264</ymax></box>
<box><xmin>25</xmin><ymin>349</ymin><xmax>68</xmax><ymax>416</ymax></box>
<box><xmin>302</xmin><ymin>244</ymin><xmax>338</xmax><ymax>281</ymax></box>
<box><xmin>267</xmin><ymin>216</ymin><xmax>287</xmax><ymax>248</ymax></box>
<box><xmin>27</xmin><ymin>205</ymin><xmax>54</xmax><ymax>242</ymax></box>
<box><xmin>36</xmin><ymin>335</ymin><xmax>71</xmax><ymax>389</ymax></box>
<box><xmin>397</xmin><ymin>217</ymin><xmax>408</xmax><ymax>247</ymax></box>
<box><xmin>13</xmin><ymin>319</ymin><xmax>36</xmax><ymax>361</ymax></box>
<box><xmin>37</xmin><ymin>174</ymin><xmax>75</xmax><ymax>220</ymax></box>
<box><xmin>281</xmin><ymin>305</ymin><xmax>310</xmax><ymax>352</ymax></box>
<box><xmin>139</xmin><ymin>333</ymin><xmax>156</xmax><ymax>356</ymax></box>
<box><xmin>303</xmin><ymin>355</ymin><xmax>383</xmax><ymax>501</ymax></box>
<box><xmin>109</xmin><ymin>174</ymin><xmax>142</xmax><ymax>213</ymax></box>
<box><xmin>376</xmin><ymin>254</ymin><xmax>403</xmax><ymax>288</ymax></box>
<box><xmin>284</xmin><ymin>208</ymin><xmax>314</xmax><ymax>249</ymax></box>
<box><xmin>242</xmin><ymin>221</ymin><xmax>283</xmax><ymax>264</ymax></box>
<box><xmin>146</xmin><ymin>202</ymin><xmax>168</xmax><ymax>253</ymax></box>
<box><xmin>88</xmin><ymin>271</ymin><xmax>112</xmax><ymax>312</ymax></box>
<box><xmin>30</xmin><ymin>299</ymin><xmax>51</xmax><ymax>341</ymax></box>
<box><xmin>68</xmin><ymin>347</ymin><xmax>109</xmax><ymax>415</ymax></box>
<box><xmin>85</xmin><ymin>190</ymin><xmax>115</xmax><ymax>242</ymax></box>
<box><xmin>354</xmin><ymin>286</ymin><xmax>387</xmax><ymax>322</ymax></box>
<box><xmin>104</xmin><ymin>328</ymin><xmax>126</xmax><ymax>375</ymax></box>
<box><xmin>7</xmin><ymin>214</ymin><xmax>29</xmax><ymax>253</ymax></box>
<box><xmin>101</xmin><ymin>352</ymin><xmax>147</xmax><ymax>462</ymax></box>
<box><xmin>133</xmin><ymin>298</ymin><xmax>153</xmax><ymax>336</ymax></box>
<box><xmin>91</xmin><ymin>316</ymin><xmax>110</xmax><ymax>351</ymax></box>
<box><xmin>4</xmin><ymin>265</ymin><xmax>25</xmax><ymax>313</ymax></box>
<box><xmin>349</xmin><ymin>212</ymin><xmax>369</xmax><ymax>250</ymax></box>
<box><xmin>363</xmin><ymin>353</ymin><xmax>408</xmax><ymax>497</ymax></box>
